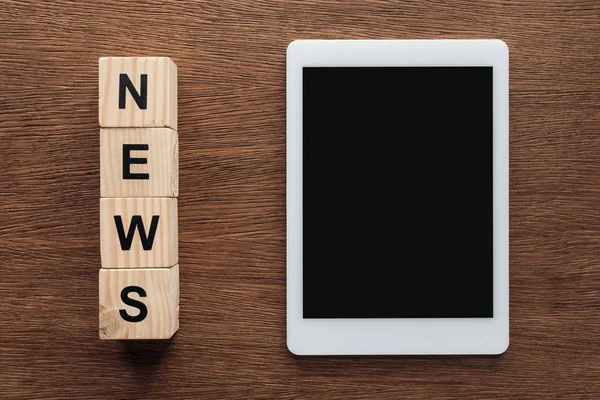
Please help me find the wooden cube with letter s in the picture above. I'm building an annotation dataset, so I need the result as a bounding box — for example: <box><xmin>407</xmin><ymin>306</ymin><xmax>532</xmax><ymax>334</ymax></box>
<box><xmin>99</xmin><ymin>266</ymin><xmax>179</xmax><ymax>340</ymax></box>
<box><xmin>99</xmin><ymin>56</ymin><xmax>179</xmax><ymax>340</ymax></box>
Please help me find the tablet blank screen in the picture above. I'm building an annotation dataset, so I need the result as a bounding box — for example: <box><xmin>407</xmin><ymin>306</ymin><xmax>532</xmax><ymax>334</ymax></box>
<box><xmin>302</xmin><ymin>67</ymin><xmax>493</xmax><ymax>318</ymax></box>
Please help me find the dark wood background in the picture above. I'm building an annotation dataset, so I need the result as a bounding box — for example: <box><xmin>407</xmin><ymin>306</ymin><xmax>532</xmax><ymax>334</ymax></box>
<box><xmin>1</xmin><ymin>0</ymin><xmax>599</xmax><ymax>398</ymax></box>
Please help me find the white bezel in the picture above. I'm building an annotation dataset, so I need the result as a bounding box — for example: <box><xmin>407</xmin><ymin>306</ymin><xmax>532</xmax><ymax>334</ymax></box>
<box><xmin>286</xmin><ymin>39</ymin><xmax>509</xmax><ymax>355</ymax></box>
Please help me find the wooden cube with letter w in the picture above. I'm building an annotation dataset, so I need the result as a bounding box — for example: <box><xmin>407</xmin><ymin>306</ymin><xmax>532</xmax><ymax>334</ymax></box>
<box><xmin>99</xmin><ymin>57</ymin><xmax>179</xmax><ymax>340</ymax></box>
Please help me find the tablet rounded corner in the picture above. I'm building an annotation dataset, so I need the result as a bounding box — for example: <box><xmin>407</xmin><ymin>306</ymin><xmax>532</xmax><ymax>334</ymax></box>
<box><xmin>286</xmin><ymin>336</ymin><xmax>303</xmax><ymax>356</ymax></box>
<box><xmin>492</xmin><ymin>336</ymin><xmax>510</xmax><ymax>355</ymax></box>
<box><xmin>492</xmin><ymin>39</ymin><xmax>509</xmax><ymax>57</ymax></box>
<box><xmin>287</xmin><ymin>40</ymin><xmax>303</xmax><ymax>57</ymax></box>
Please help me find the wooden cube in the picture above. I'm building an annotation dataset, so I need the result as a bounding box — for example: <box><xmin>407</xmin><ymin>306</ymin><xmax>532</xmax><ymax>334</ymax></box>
<box><xmin>100</xmin><ymin>198</ymin><xmax>178</xmax><ymax>269</ymax></box>
<box><xmin>99</xmin><ymin>265</ymin><xmax>179</xmax><ymax>340</ymax></box>
<box><xmin>99</xmin><ymin>57</ymin><xmax>177</xmax><ymax>129</ymax></box>
<box><xmin>100</xmin><ymin>127</ymin><xmax>178</xmax><ymax>198</ymax></box>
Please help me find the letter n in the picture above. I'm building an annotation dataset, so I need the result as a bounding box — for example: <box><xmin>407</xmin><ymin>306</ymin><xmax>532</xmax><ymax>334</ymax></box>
<box><xmin>119</xmin><ymin>74</ymin><xmax>147</xmax><ymax>109</ymax></box>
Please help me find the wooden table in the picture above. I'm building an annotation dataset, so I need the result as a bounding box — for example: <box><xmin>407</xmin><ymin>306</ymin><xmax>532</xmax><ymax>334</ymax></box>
<box><xmin>1</xmin><ymin>1</ymin><xmax>599</xmax><ymax>398</ymax></box>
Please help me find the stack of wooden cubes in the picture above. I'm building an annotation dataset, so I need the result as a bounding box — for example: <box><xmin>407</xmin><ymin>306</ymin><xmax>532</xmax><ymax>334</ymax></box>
<box><xmin>98</xmin><ymin>57</ymin><xmax>179</xmax><ymax>339</ymax></box>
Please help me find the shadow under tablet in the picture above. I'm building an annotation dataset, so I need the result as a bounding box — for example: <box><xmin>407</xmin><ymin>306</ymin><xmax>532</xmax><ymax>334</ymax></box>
<box><xmin>302</xmin><ymin>67</ymin><xmax>494</xmax><ymax>319</ymax></box>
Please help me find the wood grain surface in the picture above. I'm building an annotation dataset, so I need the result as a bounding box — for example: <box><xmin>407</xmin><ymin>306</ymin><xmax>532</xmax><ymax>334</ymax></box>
<box><xmin>1</xmin><ymin>0</ymin><xmax>599</xmax><ymax>398</ymax></box>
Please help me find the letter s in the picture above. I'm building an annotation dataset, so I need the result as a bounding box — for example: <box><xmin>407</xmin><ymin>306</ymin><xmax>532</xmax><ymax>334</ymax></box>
<box><xmin>119</xmin><ymin>286</ymin><xmax>148</xmax><ymax>323</ymax></box>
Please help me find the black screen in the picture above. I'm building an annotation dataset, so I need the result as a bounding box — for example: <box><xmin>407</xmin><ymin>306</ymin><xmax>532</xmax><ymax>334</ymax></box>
<box><xmin>302</xmin><ymin>67</ymin><xmax>493</xmax><ymax>318</ymax></box>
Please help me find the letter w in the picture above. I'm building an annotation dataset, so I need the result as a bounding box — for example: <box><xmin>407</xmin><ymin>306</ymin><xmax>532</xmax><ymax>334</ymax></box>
<box><xmin>114</xmin><ymin>215</ymin><xmax>160</xmax><ymax>251</ymax></box>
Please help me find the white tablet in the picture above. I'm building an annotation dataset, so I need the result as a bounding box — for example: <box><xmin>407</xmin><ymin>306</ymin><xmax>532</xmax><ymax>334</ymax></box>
<box><xmin>286</xmin><ymin>39</ymin><xmax>509</xmax><ymax>355</ymax></box>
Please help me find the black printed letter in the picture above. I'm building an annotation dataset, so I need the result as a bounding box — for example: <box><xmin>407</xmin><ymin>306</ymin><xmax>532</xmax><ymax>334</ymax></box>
<box><xmin>114</xmin><ymin>215</ymin><xmax>160</xmax><ymax>251</ymax></box>
<box><xmin>119</xmin><ymin>73</ymin><xmax>147</xmax><ymax>109</ymax></box>
<box><xmin>119</xmin><ymin>286</ymin><xmax>148</xmax><ymax>322</ymax></box>
<box><xmin>123</xmin><ymin>144</ymin><xmax>149</xmax><ymax>180</ymax></box>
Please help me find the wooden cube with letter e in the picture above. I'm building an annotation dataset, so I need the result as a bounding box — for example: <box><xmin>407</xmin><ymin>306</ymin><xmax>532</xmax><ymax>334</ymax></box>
<box><xmin>100</xmin><ymin>127</ymin><xmax>178</xmax><ymax>198</ymax></box>
<box><xmin>99</xmin><ymin>56</ymin><xmax>179</xmax><ymax>340</ymax></box>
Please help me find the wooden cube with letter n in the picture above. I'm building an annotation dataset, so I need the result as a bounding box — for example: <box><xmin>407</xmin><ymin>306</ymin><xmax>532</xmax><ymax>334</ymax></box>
<box><xmin>99</xmin><ymin>57</ymin><xmax>177</xmax><ymax>129</ymax></box>
<box><xmin>99</xmin><ymin>56</ymin><xmax>179</xmax><ymax>340</ymax></box>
